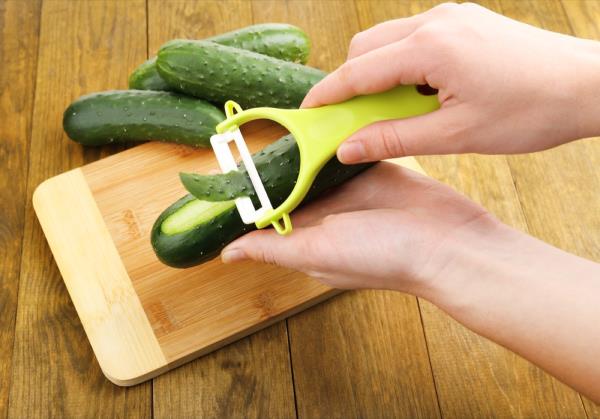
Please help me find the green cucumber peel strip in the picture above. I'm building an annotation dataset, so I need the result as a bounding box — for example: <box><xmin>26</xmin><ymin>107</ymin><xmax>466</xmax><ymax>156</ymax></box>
<box><xmin>179</xmin><ymin>171</ymin><xmax>256</xmax><ymax>202</ymax></box>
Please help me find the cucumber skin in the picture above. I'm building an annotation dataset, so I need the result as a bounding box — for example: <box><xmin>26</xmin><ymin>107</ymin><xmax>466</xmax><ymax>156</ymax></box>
<box><xmin>156</xmin><ymin>40</ymin><xmax>326</xmax><ymax>109</ymax></box>
<box><xmin>151</xmin><ymin>196</ymin><xmax>248</xmax><ymax>268</ymax></box>
<box><xmin>63</xmin><ymin>90</ymin><xmax>224</xmax><ymax>147</ymax></box>
<box><xmin>128</xmin><ymin>23</ymin><xmax>311</xmax><ymax>91</ymax></box>
<box><xmin>151</xmin><ymin>134</ymin><xmax>372</xmax><ymax>268</ymax></box>
<box><xmin>180</xmin><ymin>170</ymin><xmax>256</xmax><ymax>202</ymax></box>
<box><xmin>207</xmin><ymin>23</ymin><xmax>311</xmax><ymax>64</ymax></box>
<box><xmin>128</xmin><ymin>58</ymin><xmax>170</xmax><ymax>91</ymax></box>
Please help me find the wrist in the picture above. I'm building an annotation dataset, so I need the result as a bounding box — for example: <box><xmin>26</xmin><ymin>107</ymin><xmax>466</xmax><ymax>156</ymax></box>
<box><xmin>424</xmin><ymin>216</ymin><xmax>599</xmax><ymax>334</ymax></box>
<box><xmin>413</xmin><ymin>214</ymin><xmax>519</xmax><ymax>305</ymax></box>
<box><xmin>564</xmin><ymin>39</ymin><xmax>600</xmax><ymax>140</ymax></box>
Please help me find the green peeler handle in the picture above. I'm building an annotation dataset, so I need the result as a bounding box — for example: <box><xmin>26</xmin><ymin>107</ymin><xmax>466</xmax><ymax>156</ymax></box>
<box><xmin>217</xmin><ymin>85</ymin><xmax>440</xmax><ymax>235</ymax></box>
<box><xmin>287</xmin><ymin>84</ymin><xmax>439</xmax><ymax>167</ymax></box>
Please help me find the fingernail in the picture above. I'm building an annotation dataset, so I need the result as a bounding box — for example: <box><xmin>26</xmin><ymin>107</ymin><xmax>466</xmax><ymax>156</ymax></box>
<box><xmin>338</xmin><ymin>141</ymin><xmax>366</xmax><ymax>163</ymax></box>
<box><xmin>221</xmin><ymin>248</ymin><xmax>247</xmax><ymax>264</ymax></box>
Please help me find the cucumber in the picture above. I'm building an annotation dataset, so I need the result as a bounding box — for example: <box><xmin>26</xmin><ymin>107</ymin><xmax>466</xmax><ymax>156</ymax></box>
<box><xmin>128</xmin><ymin>58</ymin><xmax>170</xmax><ymax>91</ymax></box>
<box><xmin>180</xmin><ymin>170</ymin><xmax>255</xmax><ymax>202</ymax></box>
<box><xmin>151</xmin><ymin>134</ymin><xmax>372</xmax><ymax>268</ymax></box>
<box><xmin>207</xmin><ymin>23</ymin><xmax>310</xmax><ymax>64</ymax></box>
<box><xmin>63</xmin><ymin>90</ymin><xmax>224</xmax><ymax>147</ymax></box>
<box><xmin>129</xmin><ymin>23</ymin><xmax>311</xmax><ymax>91</ymax></box>
<box><xmin>156</xmin><ymin>40</ymin><xmax>326</xmax><ymax>108</ymax></box>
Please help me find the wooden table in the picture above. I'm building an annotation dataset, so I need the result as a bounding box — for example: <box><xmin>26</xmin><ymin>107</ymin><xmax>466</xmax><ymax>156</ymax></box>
<box><xmin>2</xmin><ymin>0</ymin><xmax>599</xmax><ymax>417</ymax></box>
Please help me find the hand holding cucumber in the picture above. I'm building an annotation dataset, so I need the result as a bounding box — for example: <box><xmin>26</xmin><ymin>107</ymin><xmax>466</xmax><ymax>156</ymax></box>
<box><xmin>221</xmin><ymin>5</ymin><xmax>600</xmax><ymax>402</ymax></box>
<box><xmin>301</xmin><ymin>2</ymin><xmax>600</xmax><ymax>163</ymax></box>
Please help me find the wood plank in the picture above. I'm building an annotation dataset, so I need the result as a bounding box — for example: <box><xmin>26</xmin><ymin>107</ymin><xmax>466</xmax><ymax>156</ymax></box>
<box><xmin>32</xmin><ymin>168</ymin><xmax>168</xmax><ymax>385</ymax></box>
<box><xmin>356</xmin><ymin>0</ymin><xmax>587</xmax><ymax>417</ymax></box>
<box><xmin>252</xmin><ymin>1</ymin><xmax>441</xmax><ymax>417</ymax></box>
<box><xmin>146</xmin><ymin>1</ymin><xmax>296</xmax><ymax>417</ymax></box>
<box><xmin>8</xmin><ymin>0</ymin><xmax>151</xmax><ymax>416</ymax></box>
<box><xmin>153</xmin><ymin>322</ymin><xmax>295</xmax><ymax>418</ymax></box>
<box><xmin>513</xmin><ymin>0</ymin><xmax>600</xmax><ymax>415</ymax></box>
<box><xmin>0</xmin><ymin>0</ymin><xmax>41</xmax><ymax>417</ymax></box>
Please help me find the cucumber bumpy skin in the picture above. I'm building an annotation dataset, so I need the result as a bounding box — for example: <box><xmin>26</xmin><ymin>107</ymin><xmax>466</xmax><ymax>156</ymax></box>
<box><xmin>63</xmin><ymin>90</ymin><xmax>224</xmax><ymax>147</ymax></box>
<box><xmin>180</xmin><ymin>170</ymin><xmax>256</xmax><ymax>202</ymax></box>
<box><xmin>156</xmin><ymin>40</ymin><xmax>326</xmax><ymax>109</ymax></box>
<box><xmin>128</xmin><ymin>58</ymin><xmax>170</xmax><ymax>91</ymax></box>
<box><xmin>128</xmin><ymin>23</ymin><xmax>311</xmax><ymax>91</ymax></box>
<box><xmin>152</xmin><ymin>134</ymin><xmax>373</xmax><ymax>268</ymax></box>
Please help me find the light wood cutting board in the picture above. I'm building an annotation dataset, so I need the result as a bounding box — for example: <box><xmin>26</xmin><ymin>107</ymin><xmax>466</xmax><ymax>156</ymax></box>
<box><xmin>33</xmin><ymin>121</ymin><xmax>426</xmax><ymax>386</ymax></box>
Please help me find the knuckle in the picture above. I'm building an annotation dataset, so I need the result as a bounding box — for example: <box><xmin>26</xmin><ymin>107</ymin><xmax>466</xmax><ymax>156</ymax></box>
<box><xmin>294</xmin><ymin>236</ymin><xmax>327</xmax><ymax>272</ymax></box>
<box><xmin>412</xmin><ymin>22</ymin><xmax>443</xmax><ymax>44</ymax></box>
<box><xmin>370</xmin><ymin>123</ymin><xmax>406</xmax><ymax>158</ymax></box>
<box><xmin>335</xmin><ymin>63</ymin><xmax>359</xmax><ymax>96</ymax></box>
<box><xmin>255</xmin><ymin>246</ymin><xmax>279</xmax><ymax>266</ymax></box>
<box><xmin>412</xmin><ymin>22</ymin><xmax>462</xmax><ymax>57</ymax></box>
<box><xmin>349</xmin><ymin>31</ymin><xmax>366</xmax><ymax>52</ymax></box>
<box><xmin>461</xmin><ymin>2</ymin><xmax>483</xmax><ymax>10</ymax></box>
<box><xmin>431</xmin><ymin>2</ymin><xmax>460</xmax><ymax>15</ymax></box>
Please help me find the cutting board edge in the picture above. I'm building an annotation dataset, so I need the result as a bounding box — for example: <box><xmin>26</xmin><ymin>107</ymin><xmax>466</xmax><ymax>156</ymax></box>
<box><xmin>33</xmin><ymin>168</ymin><xmax>168</xmax><ymax>386</ymax></box>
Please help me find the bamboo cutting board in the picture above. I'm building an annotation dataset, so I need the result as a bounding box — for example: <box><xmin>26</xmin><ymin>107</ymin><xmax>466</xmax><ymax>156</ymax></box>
<box><xmin>33</xmin><ymin>121</ymin><xmax>425</xmax><ymax>386</ymax></box>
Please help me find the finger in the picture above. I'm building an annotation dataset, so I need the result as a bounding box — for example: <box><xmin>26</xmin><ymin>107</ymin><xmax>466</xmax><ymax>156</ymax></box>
<box><xmin>336</xmin><ymin>105</ymin><xmax>467</xmax><ymax>162</ymax></box>
<box><xmin>301</xmin><ymin>38</ymin><xmax>430</xmax><ymax>108</ymax></box>
<box><xmin>221</xmin><ymin>225</ymin><xmax>325</xmax><ymax>272</ymax></box>
<box><xmin>282</xmin><ymin>162</ymin><xmax>427</xmax><ymax>227</ymax></box>
<box><xmin>290</xmin><ymin>170</ymin><xmax>378</xmax><ymax>226</ymax></box>
<box><xmin>278</xmin><ymin>175</ymin><xmax>378</xmax><ymax>228</ymax></box>
<box><xmin>347</xmin><ymin>16</ymin><xmax>424</xmax><ymax>59</ymax></box>
<box><xmin>347</xmin><ymin>3</ymin><xmax>470</xmax><ymax>60</ymax></box>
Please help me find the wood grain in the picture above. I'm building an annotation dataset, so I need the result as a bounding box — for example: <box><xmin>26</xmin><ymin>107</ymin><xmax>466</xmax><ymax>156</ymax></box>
<box><xmin>252</xmin><ymin>1</ymin><xmax>441</xmax><ymax>418</ymax></box>
<box><xmin>0</xmin><ymin>0</ymin><xmax>41</xmax><ymax>417</ymax></box>
<box><xmin>146</xmin><ymin>1</ymin><xmax>296</xmax><ymax>417</ymax></box>
<box><xmin>33</xmin><ymin>169</ymin><xmax>168</xmax><ymax>385</ymax></box>
<box><xmin>4</xmin><ymin>0</ymin><xmax>600</xmax><ymax>416</ymax></box>
<box><xmin>8</xmin><ymin>1</ymin><xmax>152</xmax><ymax>417</ymax></box>
<box><xmin>502</xmin><ymin>0</ymin><xmax>600</xmax><ymax>415</ymax></box>
<box><xmin>153</xmin><ymin>322</ymin><xmax>295</xmax><ymax>419</ymax></box>
<box><xmin>357</xmin><ymin>0</ymin><xmax>588</xmax><ymax>417</ymax></box>
<box><xmin>79</xmin><ymin>123</ymin><xmax>337</xmax><ymax>363</ymax></box>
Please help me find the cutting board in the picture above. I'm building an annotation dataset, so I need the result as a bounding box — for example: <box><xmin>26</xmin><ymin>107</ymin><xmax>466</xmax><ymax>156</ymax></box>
<box><xmin>33</xmin><ymin>121</ymin><xmax>426</xmax><ymax>386</ymax></box>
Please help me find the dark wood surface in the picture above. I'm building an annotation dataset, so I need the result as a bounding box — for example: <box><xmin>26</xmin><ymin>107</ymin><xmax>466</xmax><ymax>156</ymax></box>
<box><xmin>1</xmin><ymin>0</ymin><xmax>599</xmax><ymax>417</ymax></box>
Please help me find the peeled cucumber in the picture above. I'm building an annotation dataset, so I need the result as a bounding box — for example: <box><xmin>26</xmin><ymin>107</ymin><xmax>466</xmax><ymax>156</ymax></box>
<box><xmin>152</xmin><ymin>134</ymin><xmax>372</xmax><ymax>268</ymax></box>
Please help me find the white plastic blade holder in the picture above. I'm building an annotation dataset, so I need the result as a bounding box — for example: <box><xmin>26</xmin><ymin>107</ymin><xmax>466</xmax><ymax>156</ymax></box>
<box><xmin>210</xmin><ymin>129</ymin><xmax>273</xmax><ymax>225</ymax></box>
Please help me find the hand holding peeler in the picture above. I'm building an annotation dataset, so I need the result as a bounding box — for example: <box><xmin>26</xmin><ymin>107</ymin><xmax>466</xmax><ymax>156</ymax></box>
<box><xmin>210</xmin><ymin>84</ymin><xmax>439</xmax><ymax>236</ymax></box>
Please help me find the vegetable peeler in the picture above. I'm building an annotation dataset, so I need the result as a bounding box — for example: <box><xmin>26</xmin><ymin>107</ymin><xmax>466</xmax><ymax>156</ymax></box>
<box><xmin>210</xmin><ymin>84</ymin><xmax>439</xmax><ymax>235</ymax></box>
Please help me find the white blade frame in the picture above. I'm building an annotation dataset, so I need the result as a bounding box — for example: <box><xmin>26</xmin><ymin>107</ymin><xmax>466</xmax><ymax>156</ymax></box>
<box><xmin>210</xmin><ymin>129</ymin><xmax>273</xmax><ymax>224</ymax></box>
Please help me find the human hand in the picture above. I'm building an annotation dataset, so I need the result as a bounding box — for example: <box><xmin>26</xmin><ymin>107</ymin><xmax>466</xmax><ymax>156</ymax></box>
<box><xmin>221</xmin><ymin>162</ymin><xmax>501</xmax><ymax>297</ymax></box>
<box><xmin>302</xmin><ymin>2</ymin><xmax>600</xmax><ymax>163</ymax></box>
<box><xmin>221</xmin><ymin>162</ymin><xmax>600</xmax><ymax>401</ymax></box>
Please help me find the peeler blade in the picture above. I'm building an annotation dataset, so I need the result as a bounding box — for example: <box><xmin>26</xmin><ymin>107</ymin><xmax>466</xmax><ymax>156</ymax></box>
<box><xmin>210</xmin><ymin>129</ymin><xmax>273</xmax><ymax>225</ymax></box>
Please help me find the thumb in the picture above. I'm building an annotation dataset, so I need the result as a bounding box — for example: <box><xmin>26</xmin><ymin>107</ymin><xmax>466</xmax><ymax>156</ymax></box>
<box><xmin>337</xmin><ymin>107</ymin><xmax>463</xmax><ymax>162</ymax></box>
<box><xmin>221</xmin><ymin>226</ymin><xmax>323</xmax><ymax>272</ymax></box>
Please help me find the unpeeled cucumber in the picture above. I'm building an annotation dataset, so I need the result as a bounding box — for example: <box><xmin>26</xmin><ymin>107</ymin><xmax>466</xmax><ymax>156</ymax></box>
<box><xmin>63</xmin><ymin>90</ymin><xmax>224</xmax><ymax>147</ymax></box>
<box><xmin>156</xmin><ymin>40</ymin><xmax>326</xmax><ymax>108</ymax></box>
<box><xmin>129</xmin><ymin>23</ymin><xmax>311</xmax><ymax>91</ymax></box>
